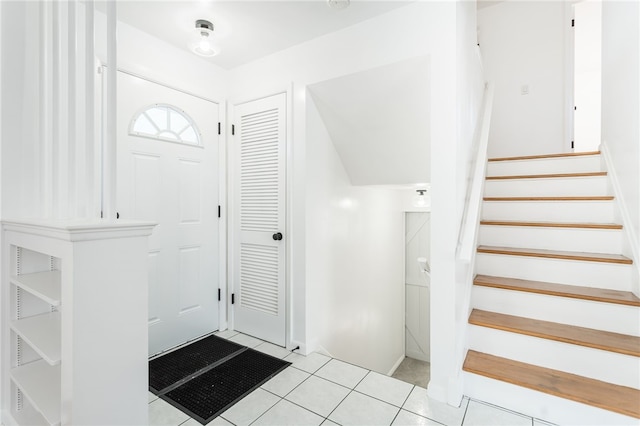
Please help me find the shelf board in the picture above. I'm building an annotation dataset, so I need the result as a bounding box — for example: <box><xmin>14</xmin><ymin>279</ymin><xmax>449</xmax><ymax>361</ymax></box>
<box><xmin>11</xmin><ymin>312</ymin><xmax>61</xmax><ymax>365</ymax></box>
<box><xmin>10</xmin><ymin>271</ymin><xmax>61</xmax><ymax>306</ymax></box>
<box><xmin>10</xmin><ymin>360</ymin><xmax>61</xmax><ymax>426</ymax></box>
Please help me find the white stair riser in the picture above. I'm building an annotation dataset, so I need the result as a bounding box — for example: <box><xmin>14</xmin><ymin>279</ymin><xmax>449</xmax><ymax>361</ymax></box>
<box><xmin>476</xmin><ymin>253</ymin><xmax>633</xmax><ymax>291</ymax></box>
<box><xmin>463</xmin><ymin>372</ymin><xmax>640</xmax><ymax>426</ymax></box>
<box><xmin>487</xmin><ymin>156</ymin><xmax>602</xmax><ymax>176</ymax></box>
<box><xmin>484</xmin><ymin>176</ymin><xmax>609</xmax><ymax>197</ymax></box>
<box><xmin>479</xmin><ymin>225</ymin><xmax>623</xmax><ymax>254</ymax></box>
<box><xmin>468</xmin><ymin>325</ymin><xmax>640</xmax><ymax>388</ymax></box>
<box><xmin>482</xmin><ymin>201</ymin><xmax>615</xmax><ymax>222</ymax></box>
<box><xmin>471</xmin><ymin>286</ymin><xmax>640</xmax><ymax>336</ymax></box>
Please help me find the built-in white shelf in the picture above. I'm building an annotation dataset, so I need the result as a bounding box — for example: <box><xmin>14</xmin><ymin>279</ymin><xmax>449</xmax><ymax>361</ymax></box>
<box><xmin>10</xmin><ymin>360</ymin><xmax>61</xmax><ymax>426</ymax></box>
<box><xmin>11</xmin><ymin>312</ymin><xmax>61</xmax><ymax>365</ymax></box>
<box><xmin>10</xmin><ymin>271</ymin><xmax>61</xmax><ymax>306</ymax></box>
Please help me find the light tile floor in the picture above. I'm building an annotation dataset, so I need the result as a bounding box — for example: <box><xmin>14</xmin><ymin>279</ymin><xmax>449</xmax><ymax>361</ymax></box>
<box><xmin>148</xmin><ymin>331</ymin><xmax>554</xmax><ymax>426</ymax></box>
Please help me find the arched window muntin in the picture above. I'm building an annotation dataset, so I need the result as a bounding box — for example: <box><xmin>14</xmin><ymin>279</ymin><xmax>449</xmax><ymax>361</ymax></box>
<box><xmin>129</xmin><ymin>103</ymin><xmax>202</xmax><ymax>146</ymax></box>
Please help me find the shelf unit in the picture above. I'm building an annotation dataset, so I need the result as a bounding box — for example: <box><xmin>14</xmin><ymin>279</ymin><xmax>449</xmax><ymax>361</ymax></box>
<box><xmin>10</xmin><ymin>361</ymin><xmax>61</xmax><ymax>425</ymax></box>
<box><xmin>5</xmin><ymin>245</ymin><xmax>62</xmax><ymax>425</ymax></box>
<box><xmin>11</xmin><ymin>312</ymin><xmax>62</xmax><ymax>365</ymax></box>
<box><xmin>1</xmin><ymin>220</ymin><xmax>155</xmax><ymax>425</ymax></box>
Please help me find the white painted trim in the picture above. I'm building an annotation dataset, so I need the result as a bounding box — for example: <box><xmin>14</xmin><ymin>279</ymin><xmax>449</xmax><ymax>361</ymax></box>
<box><xmin>116</xmin><ymin>67</ymin><xmax>219</xmax><ymax>104</ymax></box>
<box><xmin>312</xmin><ymin>344</ymin><xmax>333</xmax><ymax>358</ymax></box>
<box><xmin>218</xmin><ymin>100</ymin><xmax>228</xmax><ymax>332</ymax></box>
<box><xmin>600</xmin><ymin>140</ymin><xmax>640</xmax><ymax>295</ymax></box>
<box><xmin>387</xmin><ymin>353</ymin><xmax>406</xmax><ymax>376</ymax></box>
<box><xmin>226</xmin><ymin>102</ymin><xmax>236</xmax><ymax>332</ymax></box>
<box><xmin>564</xmin><ymin>0</ymin><xmax>576</xmax><ymax>152</ymax></box>
<box><xmin>1</xmin><ymin>219</ymin><xmax>156</xmax><ymax>242</ymax></box>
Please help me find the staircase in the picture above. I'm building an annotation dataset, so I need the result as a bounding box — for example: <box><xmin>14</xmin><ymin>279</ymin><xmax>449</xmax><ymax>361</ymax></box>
<box><xmin>462</xmin><ymin>151</ymin><xmax>640</xmax><ymax>425</ymax></box>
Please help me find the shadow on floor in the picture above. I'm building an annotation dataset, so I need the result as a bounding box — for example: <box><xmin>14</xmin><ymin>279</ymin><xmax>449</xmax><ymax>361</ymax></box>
<box><xmin>391</xmin><ymin>357</ymin><xmax>430</xmax><ymax>388</ymax></box>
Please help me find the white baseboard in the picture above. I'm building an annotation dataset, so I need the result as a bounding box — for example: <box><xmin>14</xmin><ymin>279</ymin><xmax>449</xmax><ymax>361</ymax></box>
<box><xmin>387</xmin><ymin>353</ymin><xmax>406</xmax><ymax>376</ymax></box>
<box><xmin>600</xmin><ymin>141</ymin><xmax>640</xmax><ymax>295</ymax></box>
<box><xmin>313</xmin><ymin>344</ymin><xmax>333</xmax><ymax>358</ymax></box>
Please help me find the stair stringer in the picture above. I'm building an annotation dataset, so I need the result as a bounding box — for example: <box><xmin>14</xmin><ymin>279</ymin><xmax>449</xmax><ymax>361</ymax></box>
<box><xmin>601</xmin><ymin>141</ymin><xmax>640</xmax><ymax>297</ymax></box>
<box><xmin>462</xmin><ymin>152</ymin><xmax>640</xmax><ymax>423</ymax></box>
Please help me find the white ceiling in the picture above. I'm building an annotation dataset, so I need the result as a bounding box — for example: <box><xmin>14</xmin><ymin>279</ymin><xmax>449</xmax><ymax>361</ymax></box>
<box><xmin>108</xmin><ymin>1</ymin><xmax>413</xmax><ymax>70</ymax></box>
<box><xmin>308</xmin><ymin>56</ymin><xmax>430</xmax><ymax>186</ymax></box>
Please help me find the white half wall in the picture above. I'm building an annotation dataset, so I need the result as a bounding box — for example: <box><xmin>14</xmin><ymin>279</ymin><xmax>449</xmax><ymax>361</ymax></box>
<box><xmin>478</xmin><ymin>0</ymin><xmax>567</xmax><ymax>157</ymax></box>
<box><xmin>601</xmin><ymin>0</ymin><xmax>640</xmax><ymax>250</ymax></box>
<box><xmin>305</xmin><ymin>95</ymin><xmax>405</xmax><ymax>374</ymax></box>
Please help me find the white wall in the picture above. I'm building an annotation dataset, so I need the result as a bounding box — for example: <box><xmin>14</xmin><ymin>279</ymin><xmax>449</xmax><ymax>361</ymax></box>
<box><xmin>601</xmin><ymin>0</ymin><xmax>640</xmax><ymax>262</ymax></box>
<box><xmin>95</xmin><ymin>12</ymin><xmax>228</xmax><ymax>103</ymax></box>
<box><xmin>305</xmin><ymin>96</ymin><xmax>405</xmax><ymax>374</ymax></box>
<box><xmin>478</xmin><ymin>1</ymin><xmax>567</xmax><ymax>157</ymax></box>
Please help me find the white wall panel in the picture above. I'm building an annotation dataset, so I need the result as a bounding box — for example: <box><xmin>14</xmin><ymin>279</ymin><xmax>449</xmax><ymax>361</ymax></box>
<box><xmin>178</xmin><ymin>159</ymin><xmax>201</xmax><ymax>224</ymax></box>
<box><xmin>178</xmin><ymin>246</ymin><xmax>201</xmax><ymax>315</ymax></box>
<box><xmin>132</xmin><ymin>153</ymin><xmax>160</xmax><ymax>222</ymax></box>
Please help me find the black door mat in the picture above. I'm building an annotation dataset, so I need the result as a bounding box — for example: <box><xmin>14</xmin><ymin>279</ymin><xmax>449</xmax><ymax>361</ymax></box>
<box><xmin>160</xmin><ymin>348</ymin><xmax>291</xmax><ymax>425</ymax></box>
<box><xmin>149</xmin><ymin>335</ymin><xmax>245</xmax><ymax>393</ymax></box>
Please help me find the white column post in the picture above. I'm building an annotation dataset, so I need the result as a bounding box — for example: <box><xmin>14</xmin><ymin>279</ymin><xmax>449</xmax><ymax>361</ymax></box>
<box><xmin>103</xmin><ymin>0</ymin><xmax>117</xmax><ymax>220</ymax></box>
<box><xmin>84</xmin><ymin>0</ymin><xmax>96</xmax><ymax>219</ymax></box>
<box><xmin>40</xmin><ymin>1</ymin><xmax>53</xmax><ymax>218</ymax></box>
<box><xmin>67</xmin><ymin>0</ymin><xmax>77</xmax><ymax>218</ymax></box>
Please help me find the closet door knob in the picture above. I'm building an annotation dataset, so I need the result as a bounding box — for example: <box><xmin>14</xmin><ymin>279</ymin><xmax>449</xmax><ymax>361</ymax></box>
<box><xmin>272</xmin><ymin>232</ymin><xmax>283</xmax><ymax>241</ymax></box>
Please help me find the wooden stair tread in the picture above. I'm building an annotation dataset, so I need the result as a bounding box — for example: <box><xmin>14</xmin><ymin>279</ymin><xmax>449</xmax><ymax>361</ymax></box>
<box><xmin>488</xmin><ymin>151</ymin><xmax>601</xmax><ymax>162</ymax></box>
<box><xmin>474</xmin><ymin>275</ymin><xmax>640</xmax><ymax>307</ymax></box>
<box><xmin>480</xmin><ymin>220</ymin><xmax>622</xmax><ymax>230</ymax></box>
<box><xmin>469</xmin><ymin>309</ymin><xmax>640</xmax><ymax>356</ymax></box>
<box><xmin>484</xmin><ymin>196</ymin><xmax>614</xmax><ymax>201</ymax></box>
<box><xmin>486</xmin><ymin>172</ymin><xmax>606</xmax><ymax>180</ymax></box>
<box><xmin>477</xmin><ymin>245</ymin><xmax>633</xmax><ymax>264</ymax></box>
<box><xmin>463</xmin><ymin>350</ymin><xmax>640</xmax><ymax>418</ymax></box>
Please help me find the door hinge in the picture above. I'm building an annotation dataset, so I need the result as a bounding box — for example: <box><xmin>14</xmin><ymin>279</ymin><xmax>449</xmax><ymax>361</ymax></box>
<box><xmin>232</xmin><ymin>124</ymin><xmax>235</xmax><ymax>136</ymax></box>
<box><xmin>571</xmin><ymin>19</ymin><xmax>575</xmax><ymax>27</ymax></box>
<box><xmin>218</xmin><ymin>288</ymin><xmax>221</xmax><ymax>301</ymax></box>
<box><xmin>218</xmin><ymin>205</ymin><xmax>221</xmax><ymax>218</ymax></box>
<box><xmin>231</xmin><ymin>293</ymin><xmax>235</xmax><ymax>304</ymax></box>
<box><xmin>218</xmin><ymin>122</ymin><xmax>221</xmax><ymax>135</ymax></box>
<box><xmin>571</xmin><ymin>141</ymin><xmax>575</xmax><ymax>149</ymax></box>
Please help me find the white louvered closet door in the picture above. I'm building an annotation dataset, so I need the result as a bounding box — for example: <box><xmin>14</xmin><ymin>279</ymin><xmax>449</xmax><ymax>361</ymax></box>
<box><xmin>233</xmin><ymin>93</ymin><xmax>286</xmax><ymax>346</ymax></box>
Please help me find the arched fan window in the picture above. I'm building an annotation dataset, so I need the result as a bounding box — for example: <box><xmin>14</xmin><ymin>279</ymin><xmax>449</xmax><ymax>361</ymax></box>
<box><xmin>129</xmin><ymin>104</ymin><xmax>201</xmax><ymax>146</ymax></box>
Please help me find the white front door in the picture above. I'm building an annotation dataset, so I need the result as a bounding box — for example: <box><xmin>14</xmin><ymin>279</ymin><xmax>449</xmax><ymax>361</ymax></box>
<box><xmin>116</xmin><ymin>71</ymin><xmax>220</xmax><ymax>356</ymax></box>
<box><xmin>233</xmin><ymin>93</ymin><xmax>286</xmax><ymax>346</ymax></box>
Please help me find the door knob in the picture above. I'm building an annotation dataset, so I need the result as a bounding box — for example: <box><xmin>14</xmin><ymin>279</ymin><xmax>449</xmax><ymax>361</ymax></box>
<box><xmin>272</xmin><ymin>232</ymin><xmax>283</xmax><ymax>241</ymax></box>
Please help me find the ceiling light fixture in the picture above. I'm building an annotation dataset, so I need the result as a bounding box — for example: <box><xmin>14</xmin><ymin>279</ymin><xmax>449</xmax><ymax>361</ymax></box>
<box><xmin>191</xmin><ymin>19</ymin><xmax>219</xmax><ymax>57</ymax></box>
<box><xmin>327</xmin><ymin>0</ymin><xmax>350</xmax><ymax>10</ymax></box>
<box><xmin>413</xmin><ymin>189</ymin><xmax>431</xmax><ymax>208</ymax></box>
